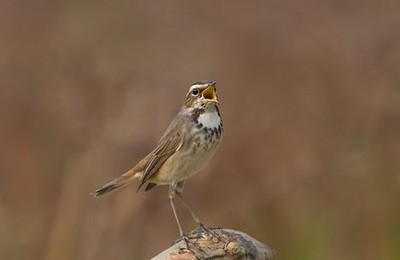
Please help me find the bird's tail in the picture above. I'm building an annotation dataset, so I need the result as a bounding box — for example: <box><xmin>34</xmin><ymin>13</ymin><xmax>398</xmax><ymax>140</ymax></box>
<box><xmin>91</xmin><ymin>168</ymin><xmax>141</xmax><ymax>197</ymax></box>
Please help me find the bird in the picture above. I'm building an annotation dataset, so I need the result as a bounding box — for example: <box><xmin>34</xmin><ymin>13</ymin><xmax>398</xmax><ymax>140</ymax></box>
<box><xmin>91</xmin><ymin>80</ymin><xmax>223</xmax><ymax>243</ymax></box>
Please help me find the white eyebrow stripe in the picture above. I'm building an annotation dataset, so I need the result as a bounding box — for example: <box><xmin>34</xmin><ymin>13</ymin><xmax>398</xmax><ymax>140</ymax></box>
<box><xmin>189</xmin><ymin>84</ymin><xmax>205</xmax><ymax>91</ymax></box>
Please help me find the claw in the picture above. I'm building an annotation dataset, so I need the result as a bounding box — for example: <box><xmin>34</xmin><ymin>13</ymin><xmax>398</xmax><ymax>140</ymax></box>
<box><xmin>176</xmin><ymin>234</ymin><xmax>207</xmax><ymax>255</ymax></box>
<box><xmin>196</xmin><ymin>223</ymin><xmax>222</xmax><ymax>241</ymax></box>
<box><xmin>181</xmin><ymin>235</ymin><xmax>190</xmax><ymax>249</ymax></box>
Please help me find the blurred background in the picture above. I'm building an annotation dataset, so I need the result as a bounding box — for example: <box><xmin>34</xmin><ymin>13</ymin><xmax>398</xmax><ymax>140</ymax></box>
<box><xmin>1</xmin><ymin>0</ymin><xmax>400</xmax><ymax>259</ymax></box>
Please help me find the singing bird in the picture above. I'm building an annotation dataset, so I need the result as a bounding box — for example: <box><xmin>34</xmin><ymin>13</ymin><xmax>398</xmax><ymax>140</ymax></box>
<box><xmin>92</xmin><ymin>80</ymin><xmax>223</xmax><ymax>241</ymax></box>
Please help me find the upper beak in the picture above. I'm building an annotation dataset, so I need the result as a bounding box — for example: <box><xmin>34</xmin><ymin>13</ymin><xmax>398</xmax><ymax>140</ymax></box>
<box><xmin>202</xmin><ymin>86</ymin><xmax>218</xmax><ymax>103</ymax></box>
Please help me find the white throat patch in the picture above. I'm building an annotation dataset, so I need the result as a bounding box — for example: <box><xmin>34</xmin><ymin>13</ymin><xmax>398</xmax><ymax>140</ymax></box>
<box><xmin>198</xmin><ymin>111</ymin><xmax>221</xmax><ymax>129</ymax></box>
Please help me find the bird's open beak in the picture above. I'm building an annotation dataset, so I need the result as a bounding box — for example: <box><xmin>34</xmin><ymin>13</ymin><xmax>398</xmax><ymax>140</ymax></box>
<box><xmin>202</xmin><ymin>86</ymin><xmax>218</xmax><ymax>103</ymax></box>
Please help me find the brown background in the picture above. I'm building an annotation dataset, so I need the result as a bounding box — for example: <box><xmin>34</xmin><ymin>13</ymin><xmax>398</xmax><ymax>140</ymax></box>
<box><xmin>1</xmin><ymin>1</ymin><xmax>400</xmax><ymax>259</ymax></box>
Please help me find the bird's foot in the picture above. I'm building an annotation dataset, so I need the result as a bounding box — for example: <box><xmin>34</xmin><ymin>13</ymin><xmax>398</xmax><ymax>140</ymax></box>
<box><xmin>174</xmin><ymin>234</ymin><xmax>190</xmax><ymax>248</ymax></box>
<box><xmin>175</xmin><ymin>234</ymin><xmax>208</xmax><ymax>255</ymax></box>
<box><xmin>196</xmin><ymin>223</ymin><xmax>222</xmax><ymax>241</ymax></box>
<box><xmin>181</xmin><ymin>234</ymin><xmax>190</xmax><ymax>249</ymax></box>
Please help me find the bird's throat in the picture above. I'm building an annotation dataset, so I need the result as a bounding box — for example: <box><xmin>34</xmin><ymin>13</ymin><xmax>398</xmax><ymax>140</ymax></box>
<box><xmin>197</xmin><ymin>111</ymin><xmax>221</xmax><ymax>129</ymax></box>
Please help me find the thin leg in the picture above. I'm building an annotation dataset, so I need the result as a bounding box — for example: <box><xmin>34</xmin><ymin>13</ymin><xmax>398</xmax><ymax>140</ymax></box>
<box><xmin>175</xmin><ymin>181</ymin><xmax>202</xmax><ymax>225</ymax></box>
<box><xmin>177</xmin><ymin>192</ymin><xmax>221</xmax><ymax>240</ymax></box>
<box><xmin>169</xmin><ymin>185</ymin><xmax>189</xmax><ymax>248</ymax></box>
<box><xmin>174</xmin><ymin>182</ymin><xmax>220</xmax><ymax>239</ymax></box>
<box><xmin>169</xmin><ymin>197</ymin><xmax>185</xmax><ymax>237</ymax></box>
<box><xmin>176</xmin><ymin>192</ymin><xmax>202</xmax><ymax>225</ymax></box>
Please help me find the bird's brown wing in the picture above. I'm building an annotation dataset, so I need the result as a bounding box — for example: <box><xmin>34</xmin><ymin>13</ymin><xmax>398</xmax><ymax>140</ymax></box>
<box><xmin>137</xmin><ymin>131</ymin><xmax>183</xmax><ymax>190</ymax></box>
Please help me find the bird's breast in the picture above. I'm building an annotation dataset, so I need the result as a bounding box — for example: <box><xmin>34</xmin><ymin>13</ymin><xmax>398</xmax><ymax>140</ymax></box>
<box><xmin>150</xmin><ymin>110</ymin><xmax>223</xmax><ymax>184</ymax></box>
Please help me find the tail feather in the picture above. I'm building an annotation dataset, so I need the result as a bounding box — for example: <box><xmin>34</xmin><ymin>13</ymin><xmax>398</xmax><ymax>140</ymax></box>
<box><xmin>91</xmin><ymin>169</ymin><xmax>141</xmax><ymax>197</ymax></box>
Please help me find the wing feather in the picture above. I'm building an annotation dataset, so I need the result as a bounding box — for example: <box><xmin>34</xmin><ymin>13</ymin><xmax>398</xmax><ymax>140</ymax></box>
<box><xmin>137</xmin><ymin>132</ymin><xmax>183</xmax><ymax>190</ymax></box>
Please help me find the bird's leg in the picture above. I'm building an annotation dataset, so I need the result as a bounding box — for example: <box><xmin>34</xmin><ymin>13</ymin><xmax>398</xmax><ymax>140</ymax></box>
<box><xmin>175</xmin><ymin>182</ymin><xmax>219</xmax><ymax>238</ymax></box>
<box><xmin>176</xmin><ymin>192</ymin><xmax>202</xmax><ymax>225</ymax></box>
<box><xmin>169</xmin><ymin>185</ymin><xmax>189</xmax><ymax>248</ymax></box>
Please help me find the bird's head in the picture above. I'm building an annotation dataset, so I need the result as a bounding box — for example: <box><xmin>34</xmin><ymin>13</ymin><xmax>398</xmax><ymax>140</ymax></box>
<box><xmin>184</xmin><ymin>80</ymin><xmax>218</xmax><ymax>111</ymax></box>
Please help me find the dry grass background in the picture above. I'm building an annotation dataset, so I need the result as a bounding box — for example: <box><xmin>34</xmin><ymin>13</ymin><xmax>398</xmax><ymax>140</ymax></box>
<box><xmin>1</xmin><ymin>1</ymin><xmax>400</xmax><ymax>259</ymax></box>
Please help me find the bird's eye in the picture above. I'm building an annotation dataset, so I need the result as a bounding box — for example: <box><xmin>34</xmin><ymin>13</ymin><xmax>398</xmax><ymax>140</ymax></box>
<box><xmin>191</xmin><ymin>88</ymin><xmax>199</xmax><ymax>96</ymax></box>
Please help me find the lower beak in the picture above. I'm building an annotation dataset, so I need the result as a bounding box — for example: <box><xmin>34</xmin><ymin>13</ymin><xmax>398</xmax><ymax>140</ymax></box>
<box><xmin>202</xmin><ymin>86</ymin><xmax>218</xmax><ymax>103</ymax></box>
